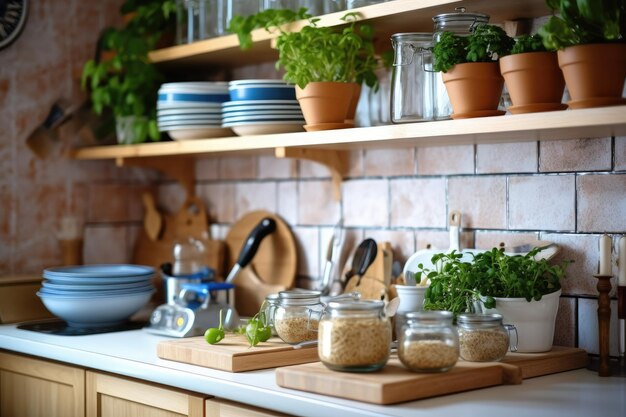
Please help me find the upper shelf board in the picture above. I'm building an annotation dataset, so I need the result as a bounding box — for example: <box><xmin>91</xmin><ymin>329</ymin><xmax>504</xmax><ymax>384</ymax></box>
<box><xmin>149</xmin><ymin>0</ymin><xmax>553</xmax><ymax>69</ymax></box>
<box><xmin>71</xmin><ymin>107</ymin><xmax>626</xmax><ymax>161</ymax></box>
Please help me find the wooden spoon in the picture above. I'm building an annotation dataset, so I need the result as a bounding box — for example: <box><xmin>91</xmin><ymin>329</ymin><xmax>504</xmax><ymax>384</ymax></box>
<box><xmin>142</xmin><ymin>192</ymin><xmax>162</xmax><ymax>241</ymax></box>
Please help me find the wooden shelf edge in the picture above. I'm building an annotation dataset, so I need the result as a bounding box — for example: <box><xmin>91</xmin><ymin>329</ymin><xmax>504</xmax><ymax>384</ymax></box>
<box><xmin>70</xmin><ymin>107</ymin><xmax>626</xmax><ymax>161</ymax></box>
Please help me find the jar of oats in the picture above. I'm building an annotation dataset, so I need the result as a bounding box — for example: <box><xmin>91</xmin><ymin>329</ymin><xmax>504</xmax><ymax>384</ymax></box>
<box><xmin>319</xmin><ymin>300</ymin><xmax>391</xmax><ymax>372</ymax></box>
<box><xmin>457</xmin><ymin>313</ymin><xmax>516</xmax><ymax>362</ymax></box>
<box><xmin>274</xmin><ymin>290</ymin><xmax>324</xmax><ymax>345</ymax></box>
<box><xmin>398</xmin><ymin>311</ymin><xmax>459</xmax><ymax>372</ymax></box>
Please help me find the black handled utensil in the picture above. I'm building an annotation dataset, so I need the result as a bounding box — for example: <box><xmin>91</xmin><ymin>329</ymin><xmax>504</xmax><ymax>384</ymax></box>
<box><xmin>345</xmin><ymin>238</ymin><xmax>377</xmax><ymax>287</ymax></box>
<box><xmin>225</xmin><ymin>217</ymin><xmax>277</xmax><ymax>283</ymax></box>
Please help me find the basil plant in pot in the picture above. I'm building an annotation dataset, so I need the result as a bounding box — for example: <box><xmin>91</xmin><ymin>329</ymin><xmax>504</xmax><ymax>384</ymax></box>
<box><xmin>499</xmin><ymin>33</ymin><xmax>567</xmax><ymax>114</ymax></box>
<box><xmin>230</xmin><ymin>10</ymin><xmax>378</xmax><ymax>131</ymax></box>
<box><xmin>420</xmin><ymin>248</ymin><xmax>571</xmax><ymax>352</ymax></box>
<box><xmin>539</xmin><ymin>0</ymin><xmax>626</xmax><ymax>109</ymax></box>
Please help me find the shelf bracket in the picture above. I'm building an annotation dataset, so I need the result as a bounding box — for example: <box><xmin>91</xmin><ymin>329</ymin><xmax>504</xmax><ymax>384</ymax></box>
<box><xmin>275</xmin><ymin>147</ymin><xmax>347</xmax><ymax>201</ymax></box>
<box><xmin>115</xmin><ymin>156</ymin><xmax>195</xmax><ymax>197</ymax></box>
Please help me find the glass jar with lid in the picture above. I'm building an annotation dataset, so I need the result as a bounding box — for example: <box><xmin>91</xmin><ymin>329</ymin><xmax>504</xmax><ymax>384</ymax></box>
<box><xmin>390</xmin><ymin>32</ymin><xmax>435</xmax><ymax>123</ymax></box>
<box><xmin>274</xmin><ymin>290</ymin><xmax>324</xmax><ymax>344</ymax></box>
<box><xmin>398</xmin><ymin>310</ymin><xmax>459</xmax><ymax>372</ymax></box>
<box><xmin>457</xmin><ymin>313</ymin><xmax>517</xmax><ymax>362</ymax></box>
<box><xmin>431</xmin><ymin>7</ymin><xmax>490</xmax><ymax>120</ymax></box>
<box><xmin>263</xmin><ymin>293</ymin><xmax>280</xmax><ymax>335</ymax></box>
<box><xmin>318</xmin><ymin>300</ymin><xmax>391</xmax><ymax>372</ymax></box>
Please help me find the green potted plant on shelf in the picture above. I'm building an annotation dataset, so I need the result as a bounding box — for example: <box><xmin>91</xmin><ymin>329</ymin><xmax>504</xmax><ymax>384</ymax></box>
<box><xmin>229</xmin><ymin>9</ymin><xmax>378</xmax><ymax>131</ymax></box>
<box><xmin>81</xmin><ymin>0</ymin><xmax>176</xmax><ymax>144</ymax></box>
<box><xmin>499</xmin><ymin>33</ymin><xmax>566</xmax><ymax>114</ymax></box>
<box><xmin>538</xmin><ymin>0</ymin><xmax>626</xmax><ymax>109</ymax></box>
<box><xmin>420</xmin><ymin>247</ymin><xmax>571</xmax><ymax>352</ymax></box>
<box><xmin>433</xmin><ymin>24</ymin><xmax>514</xmax><ymax>119</ymax></box>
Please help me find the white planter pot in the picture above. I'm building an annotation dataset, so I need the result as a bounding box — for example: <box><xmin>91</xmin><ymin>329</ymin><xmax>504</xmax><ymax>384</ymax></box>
<box><xmin>490</xmin><ymin>289</ymin><xmax>561</xmax><ymax>353</ymax></box>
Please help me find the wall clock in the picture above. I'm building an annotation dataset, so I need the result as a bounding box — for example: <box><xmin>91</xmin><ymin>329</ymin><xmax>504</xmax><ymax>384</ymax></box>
<box><xmin>0</xmin><ymin>0</ymin><xmax>28</xmax><ymax>50</ymax></box>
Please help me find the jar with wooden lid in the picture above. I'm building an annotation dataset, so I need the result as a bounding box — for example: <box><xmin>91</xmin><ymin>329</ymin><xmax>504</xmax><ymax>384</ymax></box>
<box><xmin>274</xmin><ymin>290</ymin><xmax>324</xmax><ymax>344</ymax></box>
<box><xmin>457</xmin><ymin>313</ymin><xmax>517</xmax><ymax>362</ymax></box>
<box><xmin>318</xmin><ymin>300</ymin><xmax>391</xmax><ymax>372</ymax></box>
<box><xmin>398</xmin><ymin>310</ymin><xmax>459</xmax><ymax>372</ymax></box>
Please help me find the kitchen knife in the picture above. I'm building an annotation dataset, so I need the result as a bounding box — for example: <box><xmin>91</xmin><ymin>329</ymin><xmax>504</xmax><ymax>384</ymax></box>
<box><xmin>225</xmin><ymin>217</ymin><xmax>277</xmax><ymax>283</ymax></box>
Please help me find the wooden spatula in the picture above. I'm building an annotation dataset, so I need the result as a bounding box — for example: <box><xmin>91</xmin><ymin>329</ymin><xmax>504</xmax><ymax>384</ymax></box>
<box><xmin>142</xmin><ymin>192</ymin><xmax>162</xmax><ymax>241</ymax></box>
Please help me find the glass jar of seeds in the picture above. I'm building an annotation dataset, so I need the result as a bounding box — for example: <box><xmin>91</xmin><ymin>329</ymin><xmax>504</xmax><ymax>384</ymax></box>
<box><xmin>274</xmin><ymin>290</ymin><xmax>324</xmax><ymax>345</ymax></box>
<box><xmin>457</xmin><ymin>313</ymin><xmax>517</xmax><ymax>362</ymax></box>
<box><xmin>318</xmin><ymin>300</ymin><xmax>391</xmax><ymax>372</ymax></box>
<box><xmin>398</xmin><ymin>311</ymin><xmax>459</xmax><ymax>372</ymax></box>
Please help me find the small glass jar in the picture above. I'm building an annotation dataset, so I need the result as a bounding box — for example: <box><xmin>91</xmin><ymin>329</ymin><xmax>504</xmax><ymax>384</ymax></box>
<box><xmin>398</xmin><ymin>311</ymin><xmax>459</xmax><ymax>372</ymax></box>
<box><xmin>263</xmin><ymin>293</ymin><xmax>279</xmax><ymax>335</ymax></box>
<box><xmin>319</xmin><ymin>300</ymin><xmax>391</xmax><ymax>372</ymax></box>
<box><xmin>457</xmin><ymin>313</ymin><xmax>517</xmax><ymax>362</ymax></box>
<box><xmin>274</xmin><ymin>290</ymin><xmax>324</xmax><ymax>344</ymax></box>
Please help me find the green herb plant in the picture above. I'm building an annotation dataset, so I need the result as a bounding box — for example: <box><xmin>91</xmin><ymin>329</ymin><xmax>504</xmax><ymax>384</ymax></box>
<box><xmin>229</xmin><ymin>9</ymin><xmax>378</xmax><ymax>89</ymax></box>
<box><xmin>204</xmin><ymin>309</ymin><xmax>226</xmax><ymax>345</ymax></box>
<box><xmin>510</xmin><ymin>33</ymin><xmax>549</xmax><ymax>54</ymax></box>
<box><xmin>232</xmin><ymin>302</ymin><xmax>272</xmax><ymax>347</ymax></box>
<box><xmin>433</xmin><ymin>24</ymin><xmax>514</xmax><ymax>73</ymax></box>
<box><xmin>539</xmin><ymin>0</ymin><xmax>625</xmax><ymax>50</ymax></box>
<box><xmin>81</xmin><ymin>0</ymin><xmax>175</xmax><ymax>143</ymax></box>
<box><xmin>420</xmin><ymin>248</ymin><xmax>571</xmax><ymax>318</ymax></box>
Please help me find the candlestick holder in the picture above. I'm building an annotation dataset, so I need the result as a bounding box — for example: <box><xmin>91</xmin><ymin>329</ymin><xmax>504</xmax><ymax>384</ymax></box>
<box><xmin>587</xmin><ymin>275</ymin><xmax>626</xmax><ymax>377</ymax></box>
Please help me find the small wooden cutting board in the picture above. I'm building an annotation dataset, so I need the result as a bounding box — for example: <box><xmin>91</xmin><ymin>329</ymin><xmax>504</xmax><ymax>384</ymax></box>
<box><xmin>275</xmin><ymin>346</ymin><xmax>588</xmax><ymax>405</ymax></box>
<box><xmin>157</xmin><ymin>334</ymin><xmax>318</xmax><ymax>372</ymax></box>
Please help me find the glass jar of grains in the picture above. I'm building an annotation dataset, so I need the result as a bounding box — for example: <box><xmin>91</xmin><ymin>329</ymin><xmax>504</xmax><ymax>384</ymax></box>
<box><xmin>274</xmin><ymin>290</ymin><xmax>324</xmax><ymax>345</ymax></box>
<box><xmin>319</xmin><ymin>300</ymin><xmax>391</xmax><ymax>372</ymax></box>
<box><xmin>263</xmin><ymin>293</ymin><xmax>280</xmax><ymax>336</ymax></box>
<box><xmin>457</xmin><ymin>313</ymin><xmax>517</xmax><ymax>362</ymax></box>
<box><xmin>398</xmin><ymin>311</ymin><xmax>459</xmax><ymax>372</ymax></box>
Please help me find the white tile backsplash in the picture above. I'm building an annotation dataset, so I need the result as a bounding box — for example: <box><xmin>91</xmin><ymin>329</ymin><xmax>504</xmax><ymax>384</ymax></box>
<box><xmin>577</xmin><ymin>298</ymin><xmax>619</xmax><ymax>356</ymax></box>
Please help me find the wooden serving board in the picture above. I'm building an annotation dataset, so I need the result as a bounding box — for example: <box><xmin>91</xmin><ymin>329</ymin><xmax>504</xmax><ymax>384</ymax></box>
<box><xmin>157</xmin><ymin>334</ymin><xmax>318</xmax><ymax>372</ymax></box>
<box><xmin>275</xmin><ymin>346</ymin><xmax>588</xmax><ymax>405</ymax></box>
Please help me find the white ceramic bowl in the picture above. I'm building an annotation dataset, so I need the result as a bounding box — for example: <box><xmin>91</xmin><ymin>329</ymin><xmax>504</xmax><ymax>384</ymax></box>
<box><xmin>227</xmin><ymin>122</ymin><xmax>305</xmax><ymax>136</ymax></box>
<box><xmin>167</xmin><ymin>127</ymin><xmax>234</xmax><ymax>140</ymax></box>
<box><xmin>38</xmin><ymin>289</ymin><xmax>154</xmax><ymax>328</ymax></box>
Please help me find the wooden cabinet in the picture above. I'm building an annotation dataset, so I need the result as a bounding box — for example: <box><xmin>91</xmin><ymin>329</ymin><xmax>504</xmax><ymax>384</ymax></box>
<box><xmin>86</xmin><ymin>371</ymin><xmax>206</xmax><ymax>417</ymax></box>
<box><xmin>0</xmin><ymin>352</ymin><xmax>85</xmax><ymax>417</ymax></box>
<box><xmin>206</xmin><ymin>398</ymin><xmax>291</xmax><ymax>417</ymax></box>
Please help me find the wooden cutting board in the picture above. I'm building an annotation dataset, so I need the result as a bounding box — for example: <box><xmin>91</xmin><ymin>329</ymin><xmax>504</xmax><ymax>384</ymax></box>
<box><xmin>275</xmin><ymin>346</ymin><xmax>588</xmax><ymax>405</ymax></box>
<box><xmin>157</xmin><ymin>334</ymin><xmax>318</xmax><ymax>372</ymax></box>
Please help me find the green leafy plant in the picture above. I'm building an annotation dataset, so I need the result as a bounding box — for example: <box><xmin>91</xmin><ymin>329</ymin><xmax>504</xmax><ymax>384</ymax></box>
<box><xmin>539</xmin><ymin>0</ymin><xmax>625</xmax><ymax>50</ymax></box>
<box><xmin>420</xmin><ymin>248</ymin><xmax>571</xmax><ymax>317</ymax></box>
<box><xmin>510</xmin><ymin>33</ymin><xmax>549</xmax><ymax>54</ymax></box>
<box><xmin>81</xmin><ymin>0</ymin><xmax>175</xmax><ymax>143</ymax></box>
<box><xmin>433</xmin><ymin>24</ymin><xmax>514</xmax><ymax>72</ymax></box>
<box><xmin>229</xmin><ymin>9</ymin><xmax>378</xmax><ymax>89</ymax></box>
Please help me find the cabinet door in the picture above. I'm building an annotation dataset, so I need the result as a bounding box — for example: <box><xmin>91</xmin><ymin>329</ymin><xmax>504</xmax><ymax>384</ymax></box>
<box><xmin>86</xmin><ymin>371</ymin><xmax>206</xmax><ymax>417</ymax></box>
<box><xmin>206</xmin><ymin>398</ymin><xmax>291</xmax><ymax>417</ymax></box>
<box><xmin>0</xmin><ymin>351</ymin><xmax>85</xmax><ymax>417</ymax></box>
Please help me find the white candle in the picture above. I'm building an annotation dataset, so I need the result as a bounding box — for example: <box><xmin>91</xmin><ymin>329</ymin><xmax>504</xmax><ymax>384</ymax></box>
<box><xmin>619</xmin><ymin>237</ymin><xmax>626</xmax><ymax>286</ymax></box>
<box><xmin>599</xmin><ymin>234</ymin><xmax>612</xmax><ymax>276</ymax></box>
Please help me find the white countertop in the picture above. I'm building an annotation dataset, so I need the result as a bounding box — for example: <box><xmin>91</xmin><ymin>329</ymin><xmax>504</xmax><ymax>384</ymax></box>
<box><xmin>0</xmin><ymin>324</ymin><xmax>625</xmax><ymax>417</ymax></box>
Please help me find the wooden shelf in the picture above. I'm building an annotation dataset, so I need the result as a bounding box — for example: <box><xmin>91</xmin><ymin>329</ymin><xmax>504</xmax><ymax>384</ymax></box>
<box><xmin>72</xmin><ymin>107</ymin><xmax>626</xmax><ymax>160</ymax></box>
<box><xmin>149</xmin><ymin>0</ymin><xmax>553</xmax><ymax>69</ymax></box>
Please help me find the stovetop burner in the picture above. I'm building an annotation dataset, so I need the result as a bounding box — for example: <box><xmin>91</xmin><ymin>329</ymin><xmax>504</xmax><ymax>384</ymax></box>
<box><xmin>18</xmin><ymin>320</ymin><xmax>147</xmax><ymax>336</ymax></box>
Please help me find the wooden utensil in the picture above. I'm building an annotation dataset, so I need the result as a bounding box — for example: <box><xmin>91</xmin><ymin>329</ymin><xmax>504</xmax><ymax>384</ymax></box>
<box><xmin>142</xmin><ymin>192</ymin><xmax>162</xmax><ymax>241</ymax></box>
<box><xmin>157</xmin><ymin>334</ymin><xmax>318</xmax><ymax>372</ymax></box>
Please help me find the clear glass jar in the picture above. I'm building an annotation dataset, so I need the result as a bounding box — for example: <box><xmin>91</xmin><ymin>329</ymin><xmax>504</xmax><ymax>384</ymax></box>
<box><xmin>274</xmin><ymin>290</ymin><xmax>324</xmax><ymax>344</ymax></box>
<box><xmin>390</xmin><ymin>32</ymin><xmax>435</xmax><ymax>123</ymax></box>
<box><xmin>398</xmin><ymin>311</ymin><xmax>459</xmax><ymax>372</ymax></box>
<box><xmin>319</xmin><ymin>300</ymin><xmax>391</xmax><ymax>372</ymax></box>
<box><xmin>223</xmin><ymin>0</ymin><xmax>263</xmax><ymax>34</ymax></box>
<box><xmin>176</xmin><ymin>0</ymin><xmax>221</xmax><ymax>44</ymax></box>
<box><xmin>431</xmin><ymin>7</ymin><xmax>490</xmax><ymax>120</ymax></box>
<box><xmin>457</xmin><ymin>313</ymin><xmax>517</xmax><ymax>362</ymax></box>
<box><xmin>263</xmin><ymin>293</ymin><xmax>279</xmax><ymax>335</ymax></box>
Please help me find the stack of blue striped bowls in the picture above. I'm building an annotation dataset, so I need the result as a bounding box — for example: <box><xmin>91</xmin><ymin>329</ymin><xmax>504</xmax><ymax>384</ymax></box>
<box><xmin>157</xmin><ymin>82</ymin><xmax>233</xmax><ymax>140</ymax></box>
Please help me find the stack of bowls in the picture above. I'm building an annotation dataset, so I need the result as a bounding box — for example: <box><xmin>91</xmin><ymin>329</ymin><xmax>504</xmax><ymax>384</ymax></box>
<box><xmin>157</xmin><ymin>82</ymin><xmax>233</xmax><ymax>140</ymax></box>
<box><xmin>37</xmin><ymin>265</ymin><xmax>155</xmax><ymax>328</ymax></box>
<box><xmin>223</xmin><ymin>80</ymin><xmax>305</xmax><ymax>135</ymax></box>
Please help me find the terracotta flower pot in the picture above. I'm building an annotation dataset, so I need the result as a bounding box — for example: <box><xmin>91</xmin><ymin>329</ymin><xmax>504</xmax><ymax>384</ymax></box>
<box><xmin>557</xmin><ymin>43</ymin><xmax>626</xmax><ymax>109</ymax></box>
<box><xmin>296</xmin><ymin>82</ymin><xmax>359</xmax><ymax>130</ymax></box>
<box><xmin>500</xmin><ymin>51</ymin><xmax>566</xmax><ymax>114</ymax></box>
<box><xmin>442</xmin><ymin>62</ymin><xmax>505</xmax><ymax>119</ymax></box>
